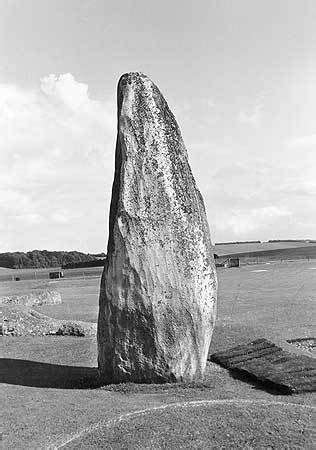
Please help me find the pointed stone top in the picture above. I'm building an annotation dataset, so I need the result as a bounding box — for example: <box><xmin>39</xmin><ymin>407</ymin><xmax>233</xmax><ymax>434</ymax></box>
<box><xmin>118</xmin><ymin>71</ymin><xmax>148</xmax><ymax>83</ymax></box>
<box><xmin>117</xmin><ymin>72</ymin><xmax>157</xmax><ymax>100</ymax></box>
<box><xmin>116</xmin><ymin>72</ymin><xmax>181</xmax><ymax>146</ymax></box>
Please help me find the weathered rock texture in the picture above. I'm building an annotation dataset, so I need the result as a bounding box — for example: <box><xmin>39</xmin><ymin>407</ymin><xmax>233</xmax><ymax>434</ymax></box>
<box><xmin>98</xmin><ymin>72</ymin><xmax>217</xmax><ymax>383</ymax></box>
<box><xmin>0</xmin><ymin>289</ymin><xmax>62</xmax><ymax>307</ymax></box>
<box><xmin>0</xmin><ymin>305</ymin><xmax>97</xmax><ymax>336</ymax></box>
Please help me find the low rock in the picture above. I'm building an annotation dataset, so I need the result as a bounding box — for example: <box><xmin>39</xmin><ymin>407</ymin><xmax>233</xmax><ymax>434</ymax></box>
<box><xmin>0</xmin><ymin>305</ymin><xmax>96</xmax><ymax>337</ymax></box>
<box><xmin>0</xmin><ymin>289</ymin><xmax>62</xmax><ymax>307</ymax></box>
<box><xmin>55</xmin><ymin>323</ymin><xmax>85</xmax><ymax>337</ymax></box>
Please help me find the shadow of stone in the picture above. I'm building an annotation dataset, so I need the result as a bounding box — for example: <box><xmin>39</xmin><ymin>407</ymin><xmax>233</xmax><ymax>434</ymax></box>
<box><xmin>227</xmin><ymin>368</ymin><xmax>293</xmax><ymax>395</ymax></box>
<box><xmin>1</xmin><ymin>357</ymin><xmax>293</xmax><ymax>395</ymax></box>
<box><xmin>0</xmin><ymin>358</ymin><xmax>101</xmax><ymax>389</ymax></box>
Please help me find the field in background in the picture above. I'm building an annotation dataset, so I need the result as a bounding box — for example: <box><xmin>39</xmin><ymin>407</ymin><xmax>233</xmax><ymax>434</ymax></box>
<box><xmin>2</xmin><ymin>259</ymin><xmax>315</xmax><ymax>448</ymax></box>
<box><xmin>1</xmin><ymin>260</ymin><xmax>315</xmax><ymax>342</ymax></box>
<box><xmin>0</xmin><ymin>265</ymin><xmax>103</xmax><ymax>282</ymax></box>
<box><xmin>1</xmin><ymin>241</ymin><xmax>316</xmax><ymax>283</ymax></box>
<box><xmin>225</xmin><ymin>245</ymin><xmax>316</xmax><ymax>264</ymax></box>
<box><xmin>214</xmin><ymin>240</ymin><xmax>316</xmax><ymax>256</ymax></box>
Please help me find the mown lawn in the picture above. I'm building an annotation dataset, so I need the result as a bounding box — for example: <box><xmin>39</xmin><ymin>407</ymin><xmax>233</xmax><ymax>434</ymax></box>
<box><xmin>1</xmin><ymin>260</ymin><xmax>315</xmax><ymax>448</ymax></box>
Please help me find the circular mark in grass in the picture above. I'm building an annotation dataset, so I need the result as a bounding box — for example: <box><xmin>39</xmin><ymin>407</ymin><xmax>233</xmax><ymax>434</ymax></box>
<box><xmin>55</xmin><ymin>400</ymin><xmax>314</xmax><ymax>449</ymax></box>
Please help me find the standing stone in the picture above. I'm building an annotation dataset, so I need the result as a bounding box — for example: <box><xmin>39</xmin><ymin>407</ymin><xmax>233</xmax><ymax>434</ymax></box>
<box><xmin>98</xmin><ymin>72</ymin><xmax>217</xmax><ymax>383</ymax></box>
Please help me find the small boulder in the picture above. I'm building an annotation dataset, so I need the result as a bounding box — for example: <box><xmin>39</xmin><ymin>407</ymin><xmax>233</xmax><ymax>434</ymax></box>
<box><xmin>0</xmin><ymin>289</ymin><xmax>62</xmax><ymax>307</ymax></box>
<box><xmin>56</xmin><ymin>323</ymin><xmax>85</xmax><ymax>337</ymax></box>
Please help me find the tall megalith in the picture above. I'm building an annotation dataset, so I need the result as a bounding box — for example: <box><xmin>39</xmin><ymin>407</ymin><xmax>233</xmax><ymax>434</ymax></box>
<box><xmin>98</xmin><ymin>72</ymin><xmax>217</xmax><ymax>383</ymax></box>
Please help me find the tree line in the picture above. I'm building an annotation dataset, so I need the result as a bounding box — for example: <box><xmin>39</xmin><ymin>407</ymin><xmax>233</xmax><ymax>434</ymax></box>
<box><xmin>0</xmin><ymin>250</ymin><xmax>100</xmax><ymax>269</ymax></box>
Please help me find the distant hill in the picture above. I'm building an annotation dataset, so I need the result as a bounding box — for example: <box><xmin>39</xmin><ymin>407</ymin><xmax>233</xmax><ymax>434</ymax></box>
<box><xmin>215</xmin><ymin>240</ymin><xmax>261</xmax><ymax>245</ymax></box>
<box><xmin>0</xmin><ymin>250</ymin><xmax>98</xmax><ymax>269</ymax></box>
<box><xmin>214</xmin><ymin>241</ymin><xmax>316</xmax><ymax>257</ymax></box>
<box><xmin>220</xmin><ymin>245</ymin><xmax>316</xmax><ymax>261</ymax></box>
<box><xmin>267</xmin><ymin>239</ymin><xmax>316</xmax><ymax>243</ymax></box>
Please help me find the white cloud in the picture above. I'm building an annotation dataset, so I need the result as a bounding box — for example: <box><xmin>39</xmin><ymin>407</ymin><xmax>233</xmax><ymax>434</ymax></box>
<box><xmin>40</xmin><ymin>73</ymin><xmax>89</xmax><ymax>110</ymax></box>
<box><xmin>206</xmin><ymin>98</ymin><xmax>215</xmax><ymax>108</ymax></box>
<box><xmin>287</xmin><ymin>134</ymin><xmax>316</xmax><ymax>147</ymax></box>
<box><xmin>50</xmin><ymin>210</ymin><xmax>73</xmax><ymax>224</ymax></box>
<box><xmin>0</xmin><ymin>73</ymin><xmax>116</xmax><ymax>251</ymax></box>
<box><xmin>202</xmin><ymin>155</ymin><xmax>316</xmax><ymax>242</ymax></box>
<box><xmin>15</xmin><ymin>213</ymin><xmax>44</xmax><ymax>225</ymax></box>
<box><xmin>224</xmin><ymin>206</ymin><xmax>291</xmax><ymax>235</ymax></box>
<box><xmin>238</xmin><ymin>101</ymin><xmax>263</xmax><ymax>127</ymax></box>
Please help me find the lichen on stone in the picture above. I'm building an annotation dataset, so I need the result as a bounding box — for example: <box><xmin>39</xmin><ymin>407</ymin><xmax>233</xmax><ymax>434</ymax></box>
<box><xmin>98</xmin><ymin>72</ymin><xmax>217</xmax><ymax>384</ymax></box>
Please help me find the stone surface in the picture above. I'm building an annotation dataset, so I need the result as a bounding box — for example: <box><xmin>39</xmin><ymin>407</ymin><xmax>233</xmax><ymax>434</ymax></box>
<box><xmin>98</xmin><ymin>72</ymin><xmax>217</xmax><ymax>384</ymax></box>
<box><xmin>210</xmin><ymin>338</ymin><xmax>316</xmax><ymax>393</ymax></box>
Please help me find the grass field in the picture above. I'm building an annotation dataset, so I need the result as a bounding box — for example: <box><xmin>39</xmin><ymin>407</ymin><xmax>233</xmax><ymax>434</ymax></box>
<box><xmin>1</xmin><ymin>260</ymin><xmax>315</xmax><ymax>339</ymax></box>
<box><xmin>0</xmin><ymin>277</ymin><xmax>101</xmax><ymax>323</ymax></box>
<box><xmin>0</xmin><ymin>266</ymin><xmax>103</xmax><ymax>282</ymax></box>
<box><xmin>1</xmin><ymin>260</ymin><xmax>315</xmax><ymax>448</ymax></box>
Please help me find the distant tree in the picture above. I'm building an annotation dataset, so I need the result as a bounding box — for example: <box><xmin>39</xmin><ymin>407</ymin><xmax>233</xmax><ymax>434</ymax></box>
<box><xmin>0</xmin><ymin>250</ymin><xmax>98</xmax><ymax>269</ymax></box>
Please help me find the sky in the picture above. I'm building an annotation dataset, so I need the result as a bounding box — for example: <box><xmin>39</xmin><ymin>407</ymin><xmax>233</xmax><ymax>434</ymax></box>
<box><xmin>1</xmin><ymin>0</ymin><xmax>316</xmax><ymax>252</ymax></box>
